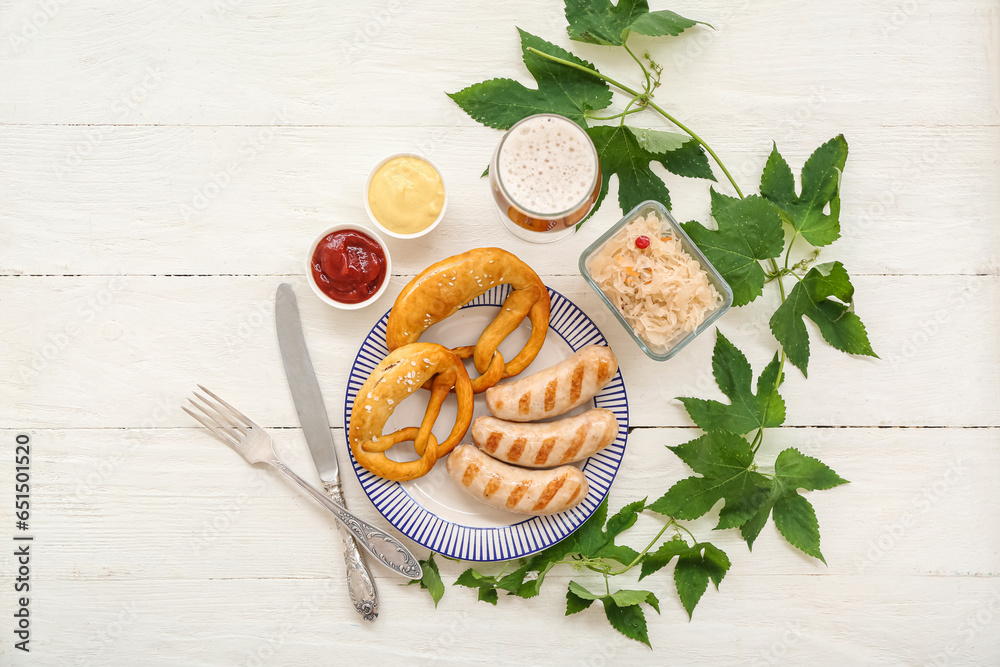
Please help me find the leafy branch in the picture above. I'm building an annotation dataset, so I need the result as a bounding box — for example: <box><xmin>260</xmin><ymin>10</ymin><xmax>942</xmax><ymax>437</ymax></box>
<box><xmin>435</xmin><ymin>0</ymin><xmax>877</xmax><ymax>646</ymax></box>
<box><xmin>408</xmin><ymin>497</ymin><xmax>731</xmax><ymax>647</ymax></box>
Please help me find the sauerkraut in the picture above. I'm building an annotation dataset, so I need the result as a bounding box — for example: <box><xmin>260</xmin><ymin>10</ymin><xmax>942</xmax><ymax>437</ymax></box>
<box><xmin>586</xmin><ymin>212</ymin><xmax>721</xmax><ymax>352</ymax></box>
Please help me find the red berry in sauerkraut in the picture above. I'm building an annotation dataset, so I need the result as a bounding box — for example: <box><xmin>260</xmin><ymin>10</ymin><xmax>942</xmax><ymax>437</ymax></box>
<box><xmin>586</xmin><ymin>212</ymin><xmax>722</xmax><ymax>352</ymax></box>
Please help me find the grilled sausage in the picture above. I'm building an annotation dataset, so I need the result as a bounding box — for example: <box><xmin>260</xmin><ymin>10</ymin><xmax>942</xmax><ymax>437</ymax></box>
<box><xmin>485</xmin><ymin>345</ymin><xmax>618</xmax><ymax>422</ymax></box>
<box><xmin>446</xmin><ymin>444</ymin><xmax>589</xmax><ymax>515</ymax></box>
<box><xmin>471</xmin><ymin>409</ymin><xmax>618</xmax><ymax>467</ymax></box>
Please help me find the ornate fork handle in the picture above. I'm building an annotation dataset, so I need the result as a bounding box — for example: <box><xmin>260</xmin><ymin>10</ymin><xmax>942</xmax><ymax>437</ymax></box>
<box><xmin>270</xmin><ymin>459</ymin><xmax>423</xmax><ymax>580</ymax></box>
<box><xmin>323</xmin><ymin>480</ymin><xmax>379</xmax><ymax>622</ymax></box>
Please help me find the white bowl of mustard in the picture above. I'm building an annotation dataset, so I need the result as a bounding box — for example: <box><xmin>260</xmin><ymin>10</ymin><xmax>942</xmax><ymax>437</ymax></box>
<box><xmin>364</xmin><ymin>152</ymin><xmax>447</xmax><ymax>239</ymax></box>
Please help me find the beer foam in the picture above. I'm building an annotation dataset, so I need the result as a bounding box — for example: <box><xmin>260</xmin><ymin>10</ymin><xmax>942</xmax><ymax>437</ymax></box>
<box><xmin>497</xmin><ymin>115</ymin><xmax>597</xmax><ymax>214</ymax></box>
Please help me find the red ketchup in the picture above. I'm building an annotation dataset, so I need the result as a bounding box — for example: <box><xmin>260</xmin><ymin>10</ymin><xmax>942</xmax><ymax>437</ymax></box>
<box><xmin>310</xmin><ymin>230</ymin><xmax>387</xmax><ymax>304</ymax></box>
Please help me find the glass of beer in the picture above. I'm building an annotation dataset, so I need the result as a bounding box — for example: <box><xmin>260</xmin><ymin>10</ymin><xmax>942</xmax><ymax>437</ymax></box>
<box><xmin>489</xmin><ymin>113</ymin><xmax>602</xmax><ymax>243</ymax></box>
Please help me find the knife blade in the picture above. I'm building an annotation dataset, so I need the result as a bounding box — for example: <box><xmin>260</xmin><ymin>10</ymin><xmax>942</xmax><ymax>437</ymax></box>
<box><xmin>275</xmin><ymin>282</ymin><xmax>380</xmax><ymax>622</ymax></box>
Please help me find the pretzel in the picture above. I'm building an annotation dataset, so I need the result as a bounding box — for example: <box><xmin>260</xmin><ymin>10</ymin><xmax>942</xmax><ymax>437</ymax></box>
<box><xmin>386</xmin><ymin>248</ymin><xmax>550</xmax><ymax>393</ymax></box>
<box><xmin>349</xmin><ymin>343</ymin><xmax>474</xmax><ymax>482</ymax></box>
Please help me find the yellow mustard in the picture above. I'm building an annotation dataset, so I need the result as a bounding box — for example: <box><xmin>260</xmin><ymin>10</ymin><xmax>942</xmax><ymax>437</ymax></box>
<box><xmin>367</xmin><ymin>157</ymin><xmax>445</xmax><ymax>235</ymax></box>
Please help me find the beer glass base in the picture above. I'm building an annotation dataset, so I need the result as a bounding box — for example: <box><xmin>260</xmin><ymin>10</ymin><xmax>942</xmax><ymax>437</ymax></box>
<box><xmin>495</xmin><ymin>205</ymin><xmax>576</xmax><ymax>244</ymax></box>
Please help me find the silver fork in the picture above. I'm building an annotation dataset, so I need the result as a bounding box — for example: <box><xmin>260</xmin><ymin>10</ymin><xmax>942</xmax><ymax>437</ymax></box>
<box><xmin>184</xmin><ymin>385</ymin><xmax>422</xmax><ymax>580</ymax></box>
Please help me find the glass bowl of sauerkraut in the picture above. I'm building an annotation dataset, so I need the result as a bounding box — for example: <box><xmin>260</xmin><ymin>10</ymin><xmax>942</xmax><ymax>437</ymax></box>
<box><xmin>579</xmin><ymin>200</ymin><xmax>733</xmax><ymax>361</ymax></box>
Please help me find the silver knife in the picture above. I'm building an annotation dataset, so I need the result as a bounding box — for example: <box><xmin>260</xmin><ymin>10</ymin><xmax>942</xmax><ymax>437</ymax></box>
<box><xmin>275</xmin><ymin>283</ymin><xmax>405</xmax><ymax>621</ymax></box>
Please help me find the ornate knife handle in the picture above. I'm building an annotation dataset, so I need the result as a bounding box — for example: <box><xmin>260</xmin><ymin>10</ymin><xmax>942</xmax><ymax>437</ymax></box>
<box><xmin>270</xmin><ymin>459</ymin><xmax>423</xmax><ymax>580</ymax></box>
<box><xmin>323</xmin><ymin>481</ymin><xmax>379</xmax><ymax>622</ymax></box>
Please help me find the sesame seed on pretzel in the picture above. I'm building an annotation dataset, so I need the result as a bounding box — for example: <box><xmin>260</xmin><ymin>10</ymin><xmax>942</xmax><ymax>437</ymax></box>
<box><xmin>385</xmin><ymin>248</ymin><xmax>550</xmax><ymax>393</ymax></box>
<box><xmin>349</xmin><ymin>343</ymin><xmax>473</xmax><ymax>482</ymax></box>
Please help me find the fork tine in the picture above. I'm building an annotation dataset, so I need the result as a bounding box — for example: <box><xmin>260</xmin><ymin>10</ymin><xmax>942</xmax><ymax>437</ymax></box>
<box><xmin>192</xmin><ymin>392</ymin><xmax>249</xmax><ymax>435</ymax></box>
<box><xmin>197</xmin><ymin>385</ymin><xmax>257</xmax><ymax>429</ymax></box>
<box><xmin>183</xmin><ymin>405</ymin><xmax>242</xmax><ymax>447</ymax></box>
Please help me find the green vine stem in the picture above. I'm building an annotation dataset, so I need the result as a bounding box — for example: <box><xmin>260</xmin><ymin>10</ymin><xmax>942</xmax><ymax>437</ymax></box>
<box><xmin>527</xmin><ymin>40</ymin><xmax>792</xmax><ymax>458</ymax></box>
<box><xmin>606</xmin><ymin>518</ymin><xmax>674</xmax><ymax>576</ymax></box>
<box><xmin>585</xmin><ymin>105</ymin><xmax>645</xmax><ymax>122</ymax></box>
<box><xmin>623</xmin><ymin>42</ymin><xmax>652</xmax><ymax>93</ymax></box>
<box><xmin>525</xmin><ymin>46</ymin><xmax>744</xmax><ymax>199</ymax></box>
<box><xmin>526</xmin><ymin>46</ymin><xmax>637</xmax><ymax>97</ymax></box>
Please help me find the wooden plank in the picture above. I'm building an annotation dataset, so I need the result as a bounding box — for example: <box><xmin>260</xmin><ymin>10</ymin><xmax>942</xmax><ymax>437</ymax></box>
<box><xmin>0</xmin><ymin>0</ymin><xmax>997</xmax><ymax>664</ymax></box>
<box><xmin>0</xmin><ymin>124</ymin><xmax>997</xmax><ymax>277</ymax></box>
<box><xmin>0</xmin><ymin>0</ymin><xmax>995</xmax><ymax>128</ymax></box>
<box><xmin>3</xmin><ymin>427</ymin><xmax>996</xmax><ymax>581</ymax></box>
<box><xmin>1</xmin><ymin>274</ymin><xmax>996</xmax><ymax>429</ymax></box>
<box><xmin>2</xmin><ymin>426</ymin><xmax>997</xmax><ymax>664</ymax></box>
<box><xmin>8</xmin><ymin>576</ymin><xmax>999</xmax><ymax>666</ymax></box>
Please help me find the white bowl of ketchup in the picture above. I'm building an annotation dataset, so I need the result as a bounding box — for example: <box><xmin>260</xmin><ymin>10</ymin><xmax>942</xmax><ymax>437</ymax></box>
<box><xmin>306</xmin><ymin>223</ymin><xmax>392</xmax><ymax>310</ymax></box>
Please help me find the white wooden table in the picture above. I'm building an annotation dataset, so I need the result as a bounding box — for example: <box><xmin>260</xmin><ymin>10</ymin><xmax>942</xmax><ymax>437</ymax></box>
<box><xmin>2</xmin><ymin>1</ymin><xmax>998</xmax><ymax>664</ymax></box>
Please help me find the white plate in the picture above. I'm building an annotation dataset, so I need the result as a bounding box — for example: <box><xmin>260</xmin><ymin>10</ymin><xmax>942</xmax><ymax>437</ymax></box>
<box><xmin>343</xmin><ymin>285</ymin><xmax>629</xmax><ymax>561</ymax></box>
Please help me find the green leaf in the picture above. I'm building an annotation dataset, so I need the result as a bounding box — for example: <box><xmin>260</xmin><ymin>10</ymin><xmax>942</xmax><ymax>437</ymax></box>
<box><xmin>454</xmin><ymin>568</ymin><xmax>486</xmax><ymax>588</ymax></box>
<box><xmin>603</xmin><ymin>597</ymin><xmax>652</xmax><ymax>648</ymax></box>
<box><xmin>447</xmin><ymin>29</ymin><xmax>612</xmax><ymax>130</ymax></box>
<box><xmin>741</xmin><ymin>449</ymin><xmax>848</xmax><ymax>556</ymax></box>
<box><xmin>628</xmin><ymin>127</ymin><xmax>689</xmax><ymax>153</ymax></box>
<box><xmin>514</xmin><ymin>577</ymin><xmax>544</xmax><ymax>599</ymax></box>
<box><xmin>681</xmin><ymin>192</ymin><xmax>785</xmax><ymax>306</ymax></box>
<box><xmin>739</xmin><ymin>490</ymin><xmax>777</xmax><ymax>549</ymax></box>
<box><xmin>595</xmin><ymin>544</ymin><xmax>641</xmax><ymax>569</ymax></box>
<box><xmin>770</xmin><ymin>449</ymin><xmax>847</xmax><ymax>562</ymax></box>
<box><xmin>586</xmin><ymin>125</ymin><xmax>713</xmax><ymax>217</ymax></box>
<box><xmin>566</xmin><ymin>587</ymin><xmax>597</xmax><ymax>615</ymax></box>
<box><xmin>708</xmin><ymin>187</ymin><xmax>740</xmax><ymax>212</ymax></box>
<box><xmin>572</xmin><ymin>496</ymin><xmax>642</xmax><ymax>565</ymax></box>
<box><xmin>454</xmin><ymin>568</ymin><xmax>502</xmax><ymax>605</ymax></box>
<box><xmin>568</xmin><ymin>580</ymin><xmax>603</xmax><ymax>601</ymax></box>
<box><xmin>673</xmin><ymin>552</ymin><xmax>710</xmax><ymax>619</ymax></box>
<box><xmin>672</xmin><ymin>542</ymin><xmax>730</xmax><ymax>619</ymax></box>
<box><xmin>496</xmin><ymin>563</ymin><xmax>531</xmax><ymax>593</ymax></box>
<box><xmin>610</xmin><ymin>588</ymin><xmax>656</xmax><ymax>607</ymax></box>
<box><xmin>620</xmin><ymin>125</ymin><xmax>715</xmax><ymax>181</ymax></box>
<box><xmin>605</xmin><ymin>498</ymin><xmax>646</xmax><ymax>537</ymax></box>
<box><xmin>595</xmin><ymin>543</ymin><xmax>641</xmax><ymax>568</ymax></box>
<box><xmin>501</xmin><ymin>498</ymin><xmax>628</xmax><ymax>598</ymax></box>
<box><xmin>515</xmin><ymin>497</ymin><xmax>652</xmax><ymax>602</ymax></box>
<box><xmin>772</xmin><ymin>492</ymin><xmax>825</xmax><ymax>563</ymax></box>
<box><xmin>627</xmin><ymin>128</ymin><xmax>714</xmax><ymax>181</ymax></box>
<box><xmin>658</xmin><ymin>137</ymin><xmax>716</xmax><ymax>181</ymax></box>
<box><xmin>760</xmin><ymin>144</ymin><xmax>795</xmax><ymax>208</ymax></box>
<box><xmin>628</xmin><ymin>10</ymin><xmax>711</xmax><ymax>37</ymax></box>
<box><xmin>649</xmin><ymin>431</ymin><xmax>771</xmax><ymax>529</ymax></box>
<box><xmin>769</xmin><ymin>261</ymin><xmax>877</xmax><ymax>376</ymax></box>
<box><xmin>588</xmin><ymin>125</ymin><xmax>672</xmax><ymax>213</ymax></box>
<box><xmin>523</xmin><ymin>499</ymin><xmax>599</xmax><ymax>575</ymax></box>
<box><xmin>773</xmin><ymin>448</ymin><xmax>849</xmax><ymax>492</ymax></box>
<box><xmin>564</xmin><ymin>495</ymin><xmax>611</xmax><ymax>557</ymax></box>
<box><xmin>638</xmin><ymin>536</ymin><xmax>690</xmax><ymax>580</ymax></box>
<box><xmin>565</xmin><ymin>0</ymin><xmax>649</xmax><ymax>46</ymax></box>
<box><xmin>761</xmin><ymin>136</ymin><xmax>849</xmax><ymax>247</ymax></box>
<box><xmin>565</xmin><ymin>0</ymin><xmax>707</xmax><ymax>46</ymax></box>
<box><xmin>453</xmin><ymin>568</ymin><xmax>491</xmax><ymax>591</ymax></box>
<box><xmin>566</xmin><ymin>582</ymin><xmax>656</xmax><ymax>646</ymax></box>
<box><xmin>678</xmin><ymin>331</ymin><xmax>785</xmax><ymax>435</ymax></box>
<box><xmin>700</xmin><ymin>543</ymin><xmax>731</xmax><ymax>588</ymax></box>
<box><xmin>406</xmin><ymin>553</ymin><xmax>445</xmax><ymax>607</ymax></box>
<box><xmin>642</xmin><ymin>590</ymin><xmax>660</xmax><ymax>614</ymax></box>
